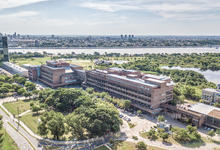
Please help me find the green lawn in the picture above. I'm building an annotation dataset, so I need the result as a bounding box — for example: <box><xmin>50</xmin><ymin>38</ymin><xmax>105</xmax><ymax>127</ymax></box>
<box><xmin>20</xmin><ymin>113</ymin><xmax>40</xmax><ymax>134</ymax></box>
<box><xmin>1</xmin><ymin>129</ymin><xmax>19</xmax><ymax>150</ymax></box>
<box><xmin>95</xmin><ymin>145</ymin><xmax>109</xmax><ymax>150</ymax></box>
<box><xmin>3</xmin><ymin>100</ymin><xmax>33</xmax><ymax>116</ymax></box>
<box><xmin>65</xmin><ymin>59</ymin><xmax>94</xmax><ymax>70</ymax></box>
<box><xmin>112</xmin><ymin>141</ymin><xmax>166</xmax><ymax>150</ymax></box>
<box><xmin>12</xmin><ymin>57</ymin><xmax>51</xmax><ymax>66</ymax></box>
<box><xmin>12</xmin><ymin>57</ymin><xmax>95</xmax><ymax>70</ymax></box>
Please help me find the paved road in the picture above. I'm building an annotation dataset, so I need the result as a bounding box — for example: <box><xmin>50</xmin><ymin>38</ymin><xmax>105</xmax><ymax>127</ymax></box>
<box><xmin>119</xmin><ymin>109</ymin><xmax>220</xmax><ymax>150</ymax></box>
<box><xmin>0</xmin><ymin>97</ymin><xmax>43</xmax><ymax>150</ymax></box>
<box><xmin>1</xmin><ymin>108</ymin><xmax>33</xmax><ymax>150</ymax></box>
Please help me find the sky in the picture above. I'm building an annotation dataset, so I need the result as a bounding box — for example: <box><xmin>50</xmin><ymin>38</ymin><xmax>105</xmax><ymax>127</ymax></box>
<box><xmin>0</xmin><ymin>0</ymin><xmax>220</xmax><ymax>35</ymax></box>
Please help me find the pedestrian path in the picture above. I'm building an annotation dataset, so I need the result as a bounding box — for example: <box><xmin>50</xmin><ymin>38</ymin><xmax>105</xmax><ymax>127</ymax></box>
<box><xmin>19</xmin><ymin>109</ymin><xmax>31</xmax><ymax>117</ymax></box>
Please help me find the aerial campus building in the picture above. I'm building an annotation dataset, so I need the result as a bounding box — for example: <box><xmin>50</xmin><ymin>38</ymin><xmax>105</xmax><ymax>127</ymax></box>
<box><xmin>82</xmin><ymin>67</ymin><xmax>174</xmax><ymax>115</ymax></box>
<box><xmin>0</xmin><ymin>36</ymin><xmax>9</xmax><ymax>61</ymax></box>
<box><xmin>28</xmin><ymin>60</ymin><xmax>85</xmax><ymax>88</ymax></box>
<box><xmin>27</xmin><ymin>61</ymin><xmax>220</xmax><ymax>129</ymax></box>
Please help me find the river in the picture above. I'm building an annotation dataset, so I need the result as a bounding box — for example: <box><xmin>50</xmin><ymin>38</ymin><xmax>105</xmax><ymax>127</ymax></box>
<box><xmin>9</xmin><ymin>47</ymin><xmax>220</xmax><ymax>55</ymax></box>
<box><xmin>161</xmin><ymin>66</ymin><xmax>220</xmax><ymax>84</ymax></box>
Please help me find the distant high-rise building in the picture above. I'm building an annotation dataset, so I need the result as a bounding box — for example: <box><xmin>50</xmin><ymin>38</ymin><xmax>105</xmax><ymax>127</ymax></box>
<box><xmin>0</xmin><ymin>36</ymin><xmax>9</xmax><ymax>61</ymax></box>
<box><xmin>35</xmin><ymin>40</ymin><xmax>39</xmax><ymax>47</ymax></box>
<box><xmin>13</xmin><ymin>32</ymin><xmax>17</xmax><ymax>38</ymax></box>
<box><xmin>124</xmin><ymin>35</ymin><xmax>128</xmax><ymax>39</ymax></box>
<box><xmin>120</xmin><ymin>35</ymin><xmax>123</xmax><ymax>39</ymax></box>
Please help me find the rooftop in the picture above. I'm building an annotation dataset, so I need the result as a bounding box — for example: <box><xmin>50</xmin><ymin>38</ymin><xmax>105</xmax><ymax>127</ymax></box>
<box><xmin>143</xmin><ymin>74</ymin><xmax>170</xmax><ymax>81</ymax></box>
<box><xmin>189</xmin><ymin>103</ymin><xmax>220</xmax><ymax>116</ymax></box>
<box><xmin>108</xmin><ymin>74</ymin><xmax>158</xmax><ymax>88</ymax></box>
<box><xmin>145</xmin><ymin>78</ymin><xmax>166</xmax><ymax>84</ymax></box>
<box><xmin>208</xmin><ymin>109</ymin><xmax>220</xmax><ymax>120</ymax></box>
<box><xmin>3</xmin><ymin>62</ymin><xmax>27</xmax><ymax>72</ymax></box>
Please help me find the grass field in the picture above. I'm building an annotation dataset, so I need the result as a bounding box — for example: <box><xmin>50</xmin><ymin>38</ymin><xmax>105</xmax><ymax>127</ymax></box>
<box><xmin>95</xmin><ymin>145</ymin><xmax>109</xmax><ymax>150</ymax></box>
<box><xmin>3</xmin><ymin>100</ymin><xmax>33</xmax><ymax>116</ymax></box>
<box><xmin>12</xmin><ymin>57</ymin><xmax>51</xmax><ymax>66</ymax></box>
<box><xmin>12</xmin><ymin>57</ymin><xmax>95</xmax><ymax>70</ymax></box>
<box><xmin>65</xmin><ymin>59</ymin><xmax>94</xmax><ymax>70</ymax></box>
<box><xmin>20</xmin><ymin>113</ymin><xmax>40</xmax><ymax>134</ymax></box>
<box><xmin>1</xmin><ymin>129</ymin><xmax>19</xmax><ymax>150</ymax></box>
<box><xmin>20</xmin><ymin>112</ymin><xmax>70</xmax><ymax>139</ymax></box>
<box><xmin>111</xmin><ymin>141</ymin><xmax>166</xmax><ymax>150</ymax></box>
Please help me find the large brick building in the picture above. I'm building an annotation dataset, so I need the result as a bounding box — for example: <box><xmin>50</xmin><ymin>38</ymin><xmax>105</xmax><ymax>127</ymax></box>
<box><xmin>82</xmin><ymin>67</ymin><xmax>174</xmax><ymax>115</ymax></box>
<box><xmin>28</xmin><ymin>60</ymin><xmax>85</xmax><ymax>88</ymax></box>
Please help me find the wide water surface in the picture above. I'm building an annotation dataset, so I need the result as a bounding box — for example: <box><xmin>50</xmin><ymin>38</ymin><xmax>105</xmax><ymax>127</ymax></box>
<box><xmin>161</xmin><ymin>66</ymin><xmax>220</xmax><ymax>84</ymax></box>
<box><xmin>9</xmin><ymin>47</ymin><xmax>220</xmax><ymax>55</ymax></box>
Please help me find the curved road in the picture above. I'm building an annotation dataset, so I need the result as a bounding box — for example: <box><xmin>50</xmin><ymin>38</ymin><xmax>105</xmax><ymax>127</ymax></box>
<box><xmin>0</xmin><ymin>97</ymin><xmax>43</xmax><ymax>150</ymax></box>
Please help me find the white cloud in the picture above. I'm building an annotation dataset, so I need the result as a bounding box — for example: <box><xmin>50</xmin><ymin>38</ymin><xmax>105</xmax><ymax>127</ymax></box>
<box><xmin>0</xmin><ymin>0</ymin><xmax>48</xmax><ymax>10</ymax></box>
<box><xmin>79</xmin><ymin>0</ymin><xmax>220</xmax><ymax>20</ymax></box>
<box><xmin>79</xmin><ymin>1</ymin><xmax>139</xmax><ymax>12</ymax></box>
<box><xmin>0</xmin><ymin>11</ymin><xmax>38</xmax><ymax>18</ymax></box>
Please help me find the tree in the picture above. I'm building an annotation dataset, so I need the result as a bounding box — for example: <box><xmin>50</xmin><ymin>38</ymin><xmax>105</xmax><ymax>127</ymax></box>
<box><xmin>47</xmin><ymin>112</ymin><xmax>65</xmax><ymax>140</ymax></box>
<box><xmin>208</xmin><ymin>130</ymin><xmax>215</xmax><ymax>138</ymax></box>
<box><xmin>0</xmin><ymin>115</ymin><xmax>3</xmax><ymax>144</ymax></box>
<box><xmin>23</xmin><ymin>92</ymin><xmax>31</xmax><ymax>99</ymax></box>
<box><xmin>38</xmin><ymin>122</ymin><xmax>48</xmax><ymax>137</ymax></box>
<box><xmin>24</xmin><ymin>81</ymin><xmax>36</xmax><ymax>91</ymax></box>
<box><xmin>86</xmin><ymin>87</ymin><xmax>94</xmax><ymax>94</ymax></box>
<box><xmin>136</xmin><ymin>141</ymin><xmax>147</xmax><ymax>150</ymax></box>
<box><xmin>147</xmin><ymin>128</ymin><xmax>158</xmax><ymax>140</ymax></box>
<box><xmin>17</xmin><ymin>88</ymin><xmax>26</xmax><ymax>96</ymax></box>
<box><xmin>160</xmin><ymin>132</ymin><xmax>169</xmax><ymax>141</ymax></box>
<box><xmin>123</xmin><ymin>100</ymin><xmax>131</xmax><ymax>110</ymax></box>
<box><xmin>173</xmin><ymin>125</ymin><xmax>201</xmax><ymax>143</ymax></box>
<box><xmin>137</xmin><ymin>110</ymin><xmax>142</xmax><ymax>116</ymax></box>
<box><xmin>31</xmin><ymin>104</ymin><xmax>41</xmax><ymax>115</ymax></box>
<box><xmin>0</xmin><ymin>87</ymin><xmax>9</xmax><ymax>94</ymax></box>
<box><xmin>216</xmin><ymin>129</ymin><xmax>220</xmax><ymax>136</ymax></box>
<box><xmin>66</xmin><ymin>114</ymin><xmax>85</xmax><ymax>140</ymax></box>
<box><xmin>157</xmin><ymin>115</ymin><xmax>165</xmax><ymax>122</ymax></box>
<box><xmin>14</xmin><ymin>76</ymin><xmax>26</xmax><ymax>85</ymax></box>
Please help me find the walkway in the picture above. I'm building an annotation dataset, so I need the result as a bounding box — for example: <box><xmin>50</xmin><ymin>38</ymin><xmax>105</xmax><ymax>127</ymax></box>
<box><xmin>0</xmin><ymin>96</ymin><xmax>43</xmax><ymax>150</ymax></box>
<box><xmin>19</xmin><ymin>110</ymin><xmax>31</xmax><ymax>117</ymax></box>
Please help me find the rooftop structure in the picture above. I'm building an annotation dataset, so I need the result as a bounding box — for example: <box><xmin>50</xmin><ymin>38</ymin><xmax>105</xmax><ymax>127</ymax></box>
<box><xmin>2</xmin><ymin>62</ymin><xmax>28</xmax><ymax>77</ymax></box>
<box><xmin>202</xmin><ymin>88</ymin><xmax>220</xmax><ymax>103</ymax></box>
<box><xmin>189</xmin><ymin>103</ymin><xmax>220</xmax><ymax>115</ymax></box>
<box><xmin>83</xmin><ymin>67</ymin><xmax>174</xmax><ymax>115</ymax></box>
<box><xmin>163</xmin><ymin>103</ymin><xmax>220</xmax><ymax>129</ymax></box>
<box><xmin>28</xmin><ymin>60</ymin><xmax>85</xmax><ymax>88</ymax></box>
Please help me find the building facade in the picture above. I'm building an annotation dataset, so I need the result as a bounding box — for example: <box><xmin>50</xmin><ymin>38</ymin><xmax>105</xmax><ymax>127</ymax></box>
<box><xmin>28</xmin><ymin>60</ymin><xmax>84</xmax><ymax>88</ymax></box>
<box><xmin>0</xmin><ymin>36</ymin><xmax>9</xmax><ymax>61</ymax></box>
<box><xmin>202</xmin><ymin>88</ymin><xmax>220</xmax><ymax>103</ymax></box>
<box><xmin>163</xmin><ymin>103</ymin><xmax>220</xmax><ymax>129</ymax></box>
<box><xmin>83</xmin><ymin>68</ymin><xmax>174</xmax><ymax>115</ymax></box>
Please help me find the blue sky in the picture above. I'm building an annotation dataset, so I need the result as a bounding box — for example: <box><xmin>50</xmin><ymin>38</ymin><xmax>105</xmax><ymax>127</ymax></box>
<box><xmin>0</xmin><ymin>0</ymin><xmax>220</xmax><ymax>35</ymax></box>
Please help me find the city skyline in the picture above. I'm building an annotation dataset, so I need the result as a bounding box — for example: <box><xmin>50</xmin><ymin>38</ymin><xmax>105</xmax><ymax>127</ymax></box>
<box><xmin>0</xmin><ymin>0</ymin><xmax>220</xmax><ymax>35</ymax></box>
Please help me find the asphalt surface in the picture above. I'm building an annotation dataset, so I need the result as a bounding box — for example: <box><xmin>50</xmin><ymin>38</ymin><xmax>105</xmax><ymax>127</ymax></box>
<box><xmin>0</xmin><ymin>97</ymin><xmax>43</xmax><ymax>150</ymax></box>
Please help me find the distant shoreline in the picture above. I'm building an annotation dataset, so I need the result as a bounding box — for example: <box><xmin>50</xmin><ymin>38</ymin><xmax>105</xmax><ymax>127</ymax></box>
<box><xmin>8</xmin><ymin>47</ymin><xmax>220</xmax><ymax>55</ymax></box>
<box><xmin>8</xmin><ymin>46</ymin><xmax>217</xmax><ymax>49</ymax></box>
